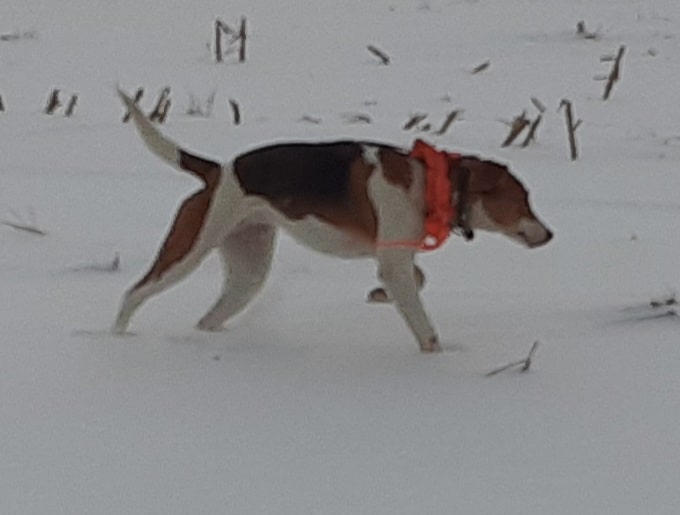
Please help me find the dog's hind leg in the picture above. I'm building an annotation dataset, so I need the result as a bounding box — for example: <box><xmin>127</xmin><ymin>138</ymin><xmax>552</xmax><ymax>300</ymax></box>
<box><xmin>367</xmin><ymin>265</ymin><xmax>426</xmax><ymax>303</ymax></box>
<box><xmin>196</xmin><ymin>222</ymin><xmax>276</xmax><ymax>331</ymax></box>
<box><xmin>112</xmin><ymin>188</ymin><xmax>219</xmax><ymax>334</ymax></box>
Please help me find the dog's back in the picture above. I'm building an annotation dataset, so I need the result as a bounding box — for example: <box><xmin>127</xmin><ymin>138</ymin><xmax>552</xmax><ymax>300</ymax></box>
<box><xmin>233</xmin><ymin>141</ymin><xmax>393</xmax><ymax>201</ymax></box>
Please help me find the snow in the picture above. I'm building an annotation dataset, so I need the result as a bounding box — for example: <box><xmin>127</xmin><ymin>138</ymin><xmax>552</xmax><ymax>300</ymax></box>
<box><xmin>2</xmin><ymin>0</ymin><xmax>680</xmax><ymax>513</ymax></box>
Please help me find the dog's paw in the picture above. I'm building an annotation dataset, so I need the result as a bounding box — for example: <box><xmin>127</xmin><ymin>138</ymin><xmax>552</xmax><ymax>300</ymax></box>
<box><xmin>111</xmin><ymin>324</ymin><xmax>132</xmax><ymax>336</ymax></box>
<box><xmin>196</xmin><ymin>320</ymin><xmax>225</xmax><ymax>332</ymax></box>
<box><xmin>367</xmin><ymin>287</ymin><xmax>391</xmax><ymax>303</ymax></box>
<box><xmin>419</xmin><ymin>337</ymin><xmax>443</xmax><ymax>353</ymax></box>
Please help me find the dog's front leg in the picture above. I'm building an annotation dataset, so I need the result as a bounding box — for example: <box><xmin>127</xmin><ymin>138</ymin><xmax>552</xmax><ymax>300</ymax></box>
<box><xmin>368</xmin><ymin>265</ymin><xmax>425</xmax><ymax>303</ymax></box>
<box><xmin>377</xmin><ymin>249</ymin><xmax>441</xmax><ymax>353</ymax></box>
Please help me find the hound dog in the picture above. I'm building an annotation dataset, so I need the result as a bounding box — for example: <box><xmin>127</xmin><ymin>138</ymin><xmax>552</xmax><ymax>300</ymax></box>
<box><xmin>113</xmin><ymin>91</ymin><xmax>552</xmax><ymax>352</ymax></box>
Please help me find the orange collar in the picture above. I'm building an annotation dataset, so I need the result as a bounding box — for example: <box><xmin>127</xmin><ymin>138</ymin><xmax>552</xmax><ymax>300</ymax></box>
<box><xmin>411</xmin><ymin>139</ymin><xmax>460</xmax><ymax>250</ymax></box>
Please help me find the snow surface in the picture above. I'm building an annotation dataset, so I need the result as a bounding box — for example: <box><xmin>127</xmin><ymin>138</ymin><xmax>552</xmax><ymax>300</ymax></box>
<box><xmin>2</xmin><ymin>0</ymin><xmax>680</xmax><ymax>513</ymax></box>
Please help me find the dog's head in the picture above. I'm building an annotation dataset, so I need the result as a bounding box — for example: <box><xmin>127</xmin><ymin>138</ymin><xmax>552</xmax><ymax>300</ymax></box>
<box><xmin>453</xmin><ymin>157</ymin><xmax>553</xmax><ymax>248</ymax></box>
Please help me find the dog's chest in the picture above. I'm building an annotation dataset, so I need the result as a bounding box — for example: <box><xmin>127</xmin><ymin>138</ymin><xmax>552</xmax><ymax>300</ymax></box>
<box><xmin>281</xmin><ymin>215</ymin><xmax>375</xmax><ymax>258</ymax></box>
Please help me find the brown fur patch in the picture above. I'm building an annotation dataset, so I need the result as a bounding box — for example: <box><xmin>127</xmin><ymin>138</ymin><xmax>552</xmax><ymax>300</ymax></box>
<box><xmin>460</xmin><ymin>157</ymin><xmax>535</xmax><ymax>227</ymax></box>
<box><xmin>459</xmin><ymin>157</ymin><xmax>504</xmax><ymax>194</ymax></box>
<box><xmin>379</xmin><ymin>148</ymin><xmax>413</xmax><ymax>190</ymax></box>
<box><xmin>234</xmin><ymin>142</ymin><xmax>380</xmax><ymax>242</ymax></box>
<box><xmin>345</xmin><ymin>156</ymin><xmax>378</xmax><ymax>241</ymax></box>
<box><xmin>179</xmin><ymin>151</ymin><xmax>220</xmax><ymax>187</ymax></box>
<box><xmin>271</xmin><ymin>156</ymin><xmax>378</xmax><ymax>242</ymax></box>
<box><xmin>133</xmin><ymin>183</ymin><xmax>217</xmax><ymax>288</ymax></box>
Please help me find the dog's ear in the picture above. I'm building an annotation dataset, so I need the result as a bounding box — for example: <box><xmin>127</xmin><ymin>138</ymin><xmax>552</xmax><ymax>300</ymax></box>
<box><xmin>462</xmin><ymin>158</ymin><xmax>505</xmax><ymax>193</ymax></box>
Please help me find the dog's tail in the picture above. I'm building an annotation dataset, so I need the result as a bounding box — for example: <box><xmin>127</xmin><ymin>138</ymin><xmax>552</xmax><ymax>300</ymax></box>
<box><xmin>117</xmin><ymin>88</ymin><xmax>220</xmax><ymax>186</ymax></box>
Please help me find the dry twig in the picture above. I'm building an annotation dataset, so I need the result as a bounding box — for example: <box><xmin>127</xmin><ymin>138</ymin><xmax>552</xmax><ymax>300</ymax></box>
<box><xmin>44</xmin><ymin>89</ymin><xmax>61</xmax><ymax>114</ymax></box>
<box><xmin>64</xmin><ymin>94</ymin><xmax>78</xmax><ymax>117</ymax></box>
<box><xmin>602</xmin><ymin>45</ymin><xmax>626</xmax><ymax>100</ymax></box>
<box><xmin>486</xmin><ymin>341</ymin><xmax>540</xmax><ymax>377</ymax></box>
<box><xmin>559</xmin><ymin>99</ymin><xmax>582</xmax><ymax>160</ymax></box>
<box><xmin>157</xmin><ymin>99</ymin><xmax>171</xmax><ymax>123</ymax></box>
<box><xmin>215</xmin><ymin>19</ymin><xmax>227</xmax><ymax>63</ymax></box>
<box><xmin>0</xmin><ymin>30</ymin><xmax>37</xmax><ymax>42</ymax></box>
<box><xmin>1</xmin><ymin>220</ymin><xmax>47</xmax><ymax>236</ymax></box>
<box><xmin>433</xmin><ymin>109</ymin><xmax>462</xmax><ymax>136</ymax></box>
<box><xmin>367</xmin><ymin>44</ymin><xmax>390</xmax><ymax>65</ymax></box>
<box><xmin>471</xmin><ymin>60</ymin><xmax>490</xmax><ymax>74</ymax></box>
<box><xmin>342</xmin><ymin>113</ymin><xmax>372</xmax><ymax>124</ymax></box>
<box><xmin>229</xmin><ymin>99</ymin><xmax>241</xmax><ymax>125</ymax></box>
<box><xmin>215</xmin><ymin>17</ymin><xmax>246</xmax><ymax>63</ymax></box>
<box><xmin>1</xmin><ymin>209</ymin><xmax>47</xmax><ymax>236</ymax></box>
<box><xmin>149</xmin><ymin>87</ymin><xmax>171</xmax><ymax>123</ymax></box>
<box><xmin>299</xmin><ymin>115</ymin><xmax>322</xmax><ymax>124</ymax></box>
<box><xmin>521</xmin><ymin>115</ymin><xmax>543</xmax><ymax>147</ymax></box>
<box><xmin>403</xmin><ymin>113</ymin><xmax>428</xmax><ymax>131</ymax></box>
<box><xmin>650</xmin><ymin>294</ymin><xmax>677</xmax><ymax>309</ymax></box>
<box><xmin>237</xmin><ymin>17</ymin><xmax>247</xmax><ymax>63</ymax></box>
<box><xmin>518</xmin><ymin>97</ymin><xmax>546</xmax><ymax>147</ymax></box>
<box><xmin>122</xmin><ymin>87</ymin><xmax>144</xmax><ymax>122</ymax></box>
<box><xmin>576</xmin><ymin>21</ymin><xmax>599</xmax><ymax>40</ymax></box>
<box><xmin>501</xmin><ymin>111</ymin><xmax>530</xmax><ymax>147</ymax></box>
<box><xmin>531</xmin><ymin>97</ymin><xmax>546</xmax><ymax>114</ymax></box>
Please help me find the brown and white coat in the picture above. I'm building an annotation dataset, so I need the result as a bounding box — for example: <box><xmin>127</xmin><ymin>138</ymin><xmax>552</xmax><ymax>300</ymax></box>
<box><xmin>113</xmin><ymin>91</ymin><xmax>552</xmax><ymax>352</ymax></box>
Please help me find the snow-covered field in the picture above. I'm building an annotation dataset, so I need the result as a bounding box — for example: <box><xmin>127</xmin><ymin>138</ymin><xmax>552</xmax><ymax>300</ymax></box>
<box><xmin>2</xmin><ymin>0</ymin><xmax>680</xmax><ymax>513</ymax></box>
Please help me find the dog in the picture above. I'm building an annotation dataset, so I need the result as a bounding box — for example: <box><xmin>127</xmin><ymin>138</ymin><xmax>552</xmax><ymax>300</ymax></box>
<box><xmin>113</xmin><ymin>90</ymin><xmax>552</xmax><ymax>352</ymax></box>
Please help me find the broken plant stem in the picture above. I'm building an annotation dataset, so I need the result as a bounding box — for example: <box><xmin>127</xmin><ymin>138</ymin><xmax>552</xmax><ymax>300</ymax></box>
<box><xmin>559</xmin><ymin>99</ymin><xmax>581</xmax><ymax>160</ymax></box>
<box><xmin>576</xmin><ymin>21</ymin><xmax>599</xmax><ymax>40</ymax></box>
<box><xmin>149</xmin><ymin>87</ymin><xmax>171</xmax><ymax>123</ymax></box>
<box><xmin>229</xmin><ymin>99</ymin><xmax>241</xmax><ymax>125</ymax></box>
<box><xmin>215</xmin><ymin>19</ymin><xmax>226</xmax><ymax>63</ymax></box>
<box><xmin>237</xmin><ymin>17</ymin><xmax>247</xmax><ymax>63</ymax></box>
<box><xmin>122</xmin><ymin>87</ymin><xmax>144</xmax><ymax>122</ymax></box>
<box><xmin>471</xmin><ymin>60</ymin><xmax>490</xmax><ymax>74</ymax></box>
<box><xmin>603</xmin><ymin>45</ymin><xmax>626</xmax><ymax>100</ymax></box>
<box><xmin>486</xmin><ymin>341</ymin><xmax>540</xmax><ymax>377</ymax></box>
<box><xmin>521</xmin><ymin>114</ymin><xmax>543</xmax><ymax>147</ymax></box>
<box><xmin>367</xmin><ymin>44</ymin><xmax>390</xmax><ymax>65</ymax></box>
<box><xmin>501</xmin><ymin>111</ymin><xmax>530</xmax><ymax>147</ymax></box>
<box><xmin>299</xmin><ymin>115</ymin><xmax>322</xmax><ymax>124</ymax></box>
<box><xmin>531</xmin><ymin>97</ymin><xmax>546</xmax><ymax>114</ymax></box>
<box><xmin>64</xmin><ymin>94</ymin><xmax>78</xmax><ymax>117</ymax></box>
<box><xmin>433</xmin><ymin>109</ymin><xmax>462</xmax><ymax>136</ymax></box>
<box><xmin>1</xmin><ymin>220</ymin><xmax>47</xmax><ymax>236</ymax></box>
<box><xmin>44</xmin><ymin>89</ymin><xmax>61</xmax><ymax>114</ymax></box>
<box><xmin>342</xmin><ymin>113</ymin><xmax>372</xmax><ymax>124</ymax></box>
<box><xmin>403</xmin><ymin>113</ymin><xmax>427</xmax><ymax>131</ymax></box>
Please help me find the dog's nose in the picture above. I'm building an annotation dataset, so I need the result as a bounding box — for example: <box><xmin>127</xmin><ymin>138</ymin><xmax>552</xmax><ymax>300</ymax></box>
<box><xmin>533</xmin><ymin>228</ymin><xmax>553</xmax><ymax>248</ymax></box>
<box><xmin>526</xmin><ymin>226</ymin><xmax>553</xmax><ymax>248</ymax></box>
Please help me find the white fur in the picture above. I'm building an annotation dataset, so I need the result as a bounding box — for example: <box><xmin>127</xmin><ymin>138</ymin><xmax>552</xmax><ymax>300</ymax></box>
<box><xmin>196</xmin><ymin>222</ymin><xmax>277</xmax><ymax>331</ymax></box>
<box><xmin>118</xmin><ymin>89</ymin><xmax>180</xmax><ymax>169</ymax></box>
<box><xmin>366</xmin><ymin>149</ymin><xmax>440</xmax><ymax>351</ymax></box>
<box><xmin>281</xmin><ymin>216</ymin><xmax>375</xmax><ymax>258</ymax></box>
<box><xmin>113</xmin><ymin>170</ymin><xmax>248</xmax><ymax>334</ymax></box>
